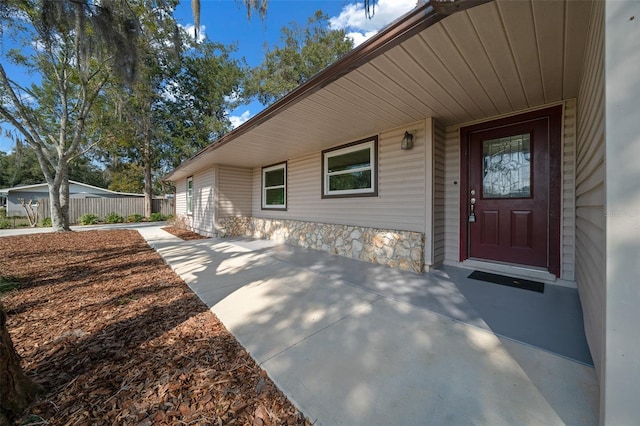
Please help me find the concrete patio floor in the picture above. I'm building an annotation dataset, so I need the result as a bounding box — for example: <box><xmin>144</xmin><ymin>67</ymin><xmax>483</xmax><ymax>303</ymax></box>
<box><xmin>136</xmin><ymin>225</ymin><xmax>598</xmax><ymax>425</ymax></box>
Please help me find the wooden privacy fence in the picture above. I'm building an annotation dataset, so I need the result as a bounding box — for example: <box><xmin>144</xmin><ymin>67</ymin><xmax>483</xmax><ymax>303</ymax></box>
<box><xmin>38</xmin><ymin>198</ymin><xmax>174</xmax><ymax>223</ymax></box>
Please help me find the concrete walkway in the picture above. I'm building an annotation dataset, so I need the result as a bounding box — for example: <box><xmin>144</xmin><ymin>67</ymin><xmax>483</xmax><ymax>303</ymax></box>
<box><xmin>135</xmin><ymin>225</ymin><xmax>599</xmax><ymax>426</ymax></box>
<box><xmin>0</xmin><ymin>221</ymin><xmax>167</xmax><ymax>237</ymax></box>
<box><xmin>3</xmin><ymin>225</ymin><xmax>598</xmax><ymax>425</ymax></box>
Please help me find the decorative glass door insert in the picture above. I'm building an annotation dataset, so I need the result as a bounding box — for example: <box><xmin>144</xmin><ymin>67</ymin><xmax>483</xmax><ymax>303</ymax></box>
<box><xmin>482</xmin><ymin>134</ymin><xmax>531</xmax><ymax>198</ymax></box>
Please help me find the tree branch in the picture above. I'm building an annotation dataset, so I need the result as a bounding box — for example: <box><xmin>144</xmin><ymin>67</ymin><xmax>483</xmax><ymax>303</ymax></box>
<box><xmin>65</xmin><ymin>73</ymin><xmax>109</xmax><ymax>160</ymax></box>
<box><xmin>0</xmin><ymin>64</ymin><xmax>47</xmax><ymax>148</ymax></box>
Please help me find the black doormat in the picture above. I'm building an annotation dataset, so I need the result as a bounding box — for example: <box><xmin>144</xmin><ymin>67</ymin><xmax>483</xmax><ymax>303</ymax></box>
<box><xmin>468</xmin><ymin>270</ymin><xmax>545</xmax><ymax>293</ymax></box>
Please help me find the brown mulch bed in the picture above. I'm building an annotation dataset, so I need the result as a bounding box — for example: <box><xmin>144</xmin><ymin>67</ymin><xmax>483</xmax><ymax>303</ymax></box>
<box><xmin>162</xmin><ymin>226</ymin><xmax>210</xmax><ymax>241</ymax></box>
<box><xmin>0</xmin><ymin>230</ymin><xmax>309</xmax><ymax>425</ymax></box>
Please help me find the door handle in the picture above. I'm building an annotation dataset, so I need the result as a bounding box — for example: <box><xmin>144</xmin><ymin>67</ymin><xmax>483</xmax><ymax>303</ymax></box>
<box><xmin>469</xmin><ymin>193</ymin><xmax>476</xmax><ymax>223</ymax></box>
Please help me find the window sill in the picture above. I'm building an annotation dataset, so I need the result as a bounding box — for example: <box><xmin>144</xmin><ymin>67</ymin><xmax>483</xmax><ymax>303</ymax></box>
<box><xmin>321</xmin><ymin>191</ymin><xmax>378</xmax><ymax>199</ymax></box>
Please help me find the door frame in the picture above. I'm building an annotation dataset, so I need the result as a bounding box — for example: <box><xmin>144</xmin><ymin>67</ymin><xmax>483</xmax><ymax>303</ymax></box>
<box><xmin>459</xmin><ymin>105</ymin><xmax>563</xmax><ymax>277</ymax></box>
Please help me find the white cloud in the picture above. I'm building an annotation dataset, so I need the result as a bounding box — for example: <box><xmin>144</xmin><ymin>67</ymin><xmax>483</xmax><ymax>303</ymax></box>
<box><xmin>229</xmin><ymin>110</ymin><xmax>252</xmax><ymax>129</ymax></box>
<box><xmin>346</xmin><ymin>30</ymin><xmax>378</xmax><ymax>48</ymax></box>
<box><xmin>180</xmin><ymin>23</ymin><xmax>206</xmax><ymax>44</ymax></box>
<box><xmin>329</xmin><ymin>0</ymin><xmax>417</xmax><ymax>45</ymax></box>
<box><xmin>161</xmin><ymin>80</ymin><xmax>181</xmax><ymax>103</ymax></box>
<box><xmin>224</xmin><ymin>91</ymin><xmax>241</xmax><ymax>105</ymax></box>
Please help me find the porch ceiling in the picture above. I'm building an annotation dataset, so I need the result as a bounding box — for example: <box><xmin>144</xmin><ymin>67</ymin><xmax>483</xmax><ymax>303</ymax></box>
<box><xmin>169</xmin><ymin>0</ymin><xmax>592</xmax><ymax>180</ymax></box>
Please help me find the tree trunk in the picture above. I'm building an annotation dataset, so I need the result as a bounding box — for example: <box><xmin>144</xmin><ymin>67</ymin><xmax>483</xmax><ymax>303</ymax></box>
<box><xmin>59</xmin><ymin>169</ymin><xmax>71</xmax><ymax>227</ymax></box>
<box><xmin>143</xmin><ymin>112</ymin><xmax>153</xmax><ymax>219</ymax></box>
<box><xmin>49</xmin><ymin>185</ymin><xmax>65</xmax><ymax>232</ymax></box>
<box><xmin>48</xmin><ymin>165</ymin><xmax>71</xmax><ymax>232</ymax></box>
<box><xmin>48</xmin><ymin>183</ymin><xmax>70</xmax><ymax>232</ymax></box>
<box><xmin>0</xmin><ymin>305</ymin><xmax>41</xmax><ymax>424</ymax></box>
<box><xmin>144</xmin><ymin>159</ymin><xmax>152</xmax><ymax>219</ymax></box>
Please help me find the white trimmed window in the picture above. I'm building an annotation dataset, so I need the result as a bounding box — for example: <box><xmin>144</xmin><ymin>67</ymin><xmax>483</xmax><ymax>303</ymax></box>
<box><xmin>186</xmin><ymin>176</ymin><xmax>193</xmax><ymax>214</ymax></box>
<box><xmin>262</xmin><ymin>162</ymin><xmax>287</xmax><ymax>210</ymax></box>
<box><xmin>322</xmin><ymin>137</ymin><xmax>378</xmax><ymax>198</ymax></box>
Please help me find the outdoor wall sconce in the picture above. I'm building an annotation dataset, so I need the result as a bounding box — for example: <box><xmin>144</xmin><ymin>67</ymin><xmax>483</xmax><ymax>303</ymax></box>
<box><xmin>401</xmin><ymin>131</ymin><xmax>414</xmax><ymax>150</ymax></box>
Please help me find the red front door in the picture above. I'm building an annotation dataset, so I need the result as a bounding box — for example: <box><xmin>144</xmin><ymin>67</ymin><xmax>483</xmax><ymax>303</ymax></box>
<box><xmin>460</xmin><ymin>106</ymin><xmax>562</xmax><ymax>276</ymax></box>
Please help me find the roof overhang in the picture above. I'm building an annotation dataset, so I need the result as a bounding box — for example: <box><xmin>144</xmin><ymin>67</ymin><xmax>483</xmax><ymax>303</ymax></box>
<box><xmin>166</xmin><ymin>0</ymin><xmax>592</xmax><ymax>182</ymax></box>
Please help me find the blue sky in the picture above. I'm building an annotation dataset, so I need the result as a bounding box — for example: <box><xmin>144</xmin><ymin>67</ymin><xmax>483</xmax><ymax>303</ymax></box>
<box><xmin>0</xmin><ymin>0</ymin><xmax>415</xmax><ymax>153</ymax></box>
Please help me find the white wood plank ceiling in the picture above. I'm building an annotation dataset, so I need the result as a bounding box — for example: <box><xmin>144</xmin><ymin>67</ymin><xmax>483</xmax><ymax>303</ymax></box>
<box><xmin>170</xmin><ymin>0</ymin><xmax>593</xmax><ymax>179</ymax></box>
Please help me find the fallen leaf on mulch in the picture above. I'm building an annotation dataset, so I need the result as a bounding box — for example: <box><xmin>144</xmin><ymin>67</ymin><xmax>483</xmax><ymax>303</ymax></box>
<box><xmin>0</xmin><ymin>230</ymin><xmax>310</xmax><ymax>425</ymax></box>
<box><xmin>162</xmin><ymin>226</ymin><xmax>209</xmax><ymax>240</ymax></box>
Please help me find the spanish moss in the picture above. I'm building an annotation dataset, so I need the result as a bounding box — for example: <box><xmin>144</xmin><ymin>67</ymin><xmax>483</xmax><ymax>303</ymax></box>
<box><xmin>191</xmin><ymin>0</ymin><xmax>200</xmax><ymax>39</ymax></box>
<box><xmin>364</xmin><ymin>0</ymin><xmax>377</xmax><ymax>19</ymax></box>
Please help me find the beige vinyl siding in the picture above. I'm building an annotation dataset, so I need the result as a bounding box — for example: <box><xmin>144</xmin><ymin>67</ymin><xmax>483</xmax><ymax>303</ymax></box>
<box><xmin>442</xmin><ymin>101</ymin><xmax>578</xmax><ymax>279</ymax></box>
<box><xmin>574</xmin><ymin>1</ymin><xmax>604</xmax><ymax>376</ymax></box>
<box><xmin>217</xmin><ymin>165</ymin><xmax>252</xmax><ymax>218</ymax></box>
<box><xmin>432</xmin><ymin>119</ymin><xmax>447</xmax><ymax>266</ymax></box>
<box><xmin>251</xmin><ymin>123</ymin><xmax>427</xmax><ymax>233</ymax></box>
<box><xmin>189</xmin><ymin>167</ymin><xmax>217</xmax><ymax>236</ymax></box>
<box><xmin>443</xmin><ymin>125</ymin><xmax>461</xmax><ymax>264</ymax></box>
<box><xmin>562</xmin><ymin>99</ymin><xmax>577</xmax><ymax>281</ymax></box>
<box><xmin>175</xmin><ymin>178</ymin><xmax>187</xmax><ymax>217</ymax></box>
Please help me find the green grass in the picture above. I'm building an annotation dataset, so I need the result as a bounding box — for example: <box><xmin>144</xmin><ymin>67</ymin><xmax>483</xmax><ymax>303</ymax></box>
<box><xmin>0</xmin><ymin>216</ymin><xmax>31</xmax><ymax>229</ymax></box>
<box><xmin>0</xmin><ymin>276</ymin><xmax>20</xmax><ymax>293</ymax></box>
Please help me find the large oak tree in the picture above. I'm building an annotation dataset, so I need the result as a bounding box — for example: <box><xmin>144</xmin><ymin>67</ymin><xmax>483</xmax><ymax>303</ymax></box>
<box><xmin>0</xmin><ymin>0</ymin><xmax>179</xmax><ymax>421</ymax></box>
<box><xmin>0</xmin><ymin>1</ymin><xmax>263</xmax><ymax>420</ymax></box>
<box><xmin>0</xmin><ymin>0</ymin><xmax>152</xmax><ymax>231</ymax></box>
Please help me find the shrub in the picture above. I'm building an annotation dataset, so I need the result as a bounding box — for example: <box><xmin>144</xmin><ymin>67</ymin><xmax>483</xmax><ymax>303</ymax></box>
<box><xmin>127</xmin><ymin>213</ymin><xmax>144</xmax><ymax>223</ymax></box>
<box><xmin>79</xmin><ymin>213</ymin><xmax>99</xmax><ymax>225</ymax></box>
<box><xmin>149</xmin><ymin>212</ymin><xmax>166</xmax><ymax>222</ymax></box>
<box><xmin>40</xmin><ymin>217</ymin><xmax>52</xmax><ymax>227</ymax></box>
<box><xmin>105</xmin><ymin>212</ymin><xmax>124</xmax><ymax>224</ymax></box>
<box><xmin>168</xmin><ymin>214</ymin><xmax>189</xmax><ymax>230</ymax></box>
<box><xmin>0</xmin><ymin>207</ymin><xmax>6</xmax><ymax>218</ymax></box>
<box><xmin>0</xmin><ymin>218</ymin><xmax>10</xmax><ymax>229</ymax></box>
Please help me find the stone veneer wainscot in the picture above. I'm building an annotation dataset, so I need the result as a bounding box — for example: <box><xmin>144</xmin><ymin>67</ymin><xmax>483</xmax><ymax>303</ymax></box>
<box><xmin>216</xmin><ymin>217</ymin><xmax>424</xmax><ymax>273</ymax></box>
